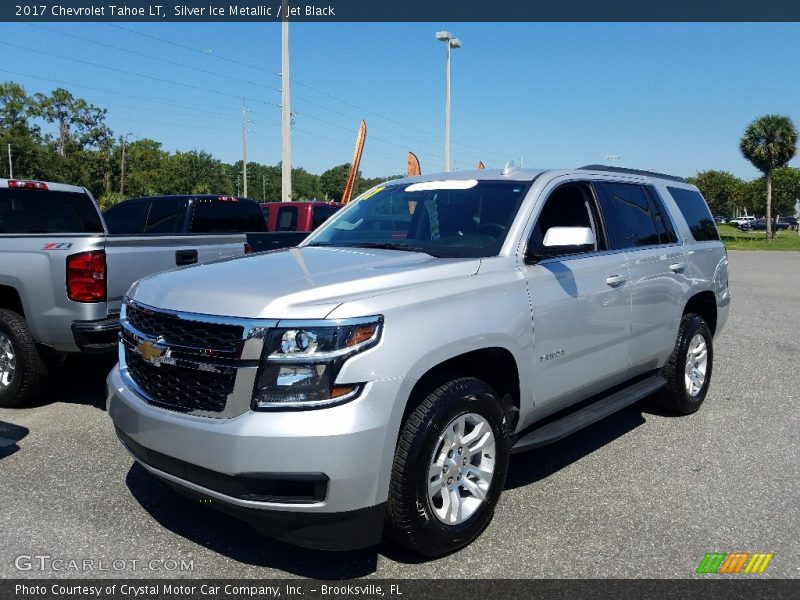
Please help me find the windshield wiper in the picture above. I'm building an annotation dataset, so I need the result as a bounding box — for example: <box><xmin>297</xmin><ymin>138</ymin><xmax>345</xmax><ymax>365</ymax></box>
<box><xmin>351</xmin><ymin>242</ymin><xmax>430</xmax><ymax>254</ymax></box>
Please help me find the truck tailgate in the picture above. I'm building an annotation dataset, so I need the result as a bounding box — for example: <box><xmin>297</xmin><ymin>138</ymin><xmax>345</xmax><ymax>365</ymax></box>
<box><xmin>104</xmin><ymin>234</ymin><xmax>246</xmax><ymax>312</ymax></box>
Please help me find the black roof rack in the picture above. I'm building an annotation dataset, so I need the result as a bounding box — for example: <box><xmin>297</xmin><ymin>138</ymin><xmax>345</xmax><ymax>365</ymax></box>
<box><xmin>577</xmin><ymin>165</ymin><xmax>687</xmax><ymax>183</ymax></box>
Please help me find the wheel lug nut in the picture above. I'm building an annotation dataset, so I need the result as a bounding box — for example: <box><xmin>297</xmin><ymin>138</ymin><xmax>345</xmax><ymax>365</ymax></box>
<box><xmin>447</xmin><ymin>477</ymin><xmax>453</xmax><ymax>485</ymax></box>
<box><xmin>443</xmin><ymin>465</ymin><xmax>449</xmax><ymax>473</ymax></box>
<box><xmin>448</xmin><ymin>450</ymin><xmax>453</xmax><ymax>458</ymax></box>
<box><xmin>458</xmin><ymin>446</ymin><xmax>463</xmax><ymax>454</ymax></box>
<box><xmin>457</xmin><ymin>475</ymin><xmax>462</xmax><ymax>480</ymax></box>
<box><xmin>462</xmin><ymin>457</ymin><xmax>468</xmax><ymax>465</ymax></box>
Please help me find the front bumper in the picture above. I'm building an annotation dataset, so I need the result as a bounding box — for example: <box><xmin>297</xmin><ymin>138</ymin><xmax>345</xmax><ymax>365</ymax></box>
<box><xmin>106</xmin><ymin>365</ymin><xmax>403</xmax><ymax>550</ymax></box>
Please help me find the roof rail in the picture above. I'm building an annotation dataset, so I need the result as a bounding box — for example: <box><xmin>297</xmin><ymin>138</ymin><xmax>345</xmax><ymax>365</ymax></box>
<box><xmin>577</xmin><ymin>164</ymin><xmax>687</xmax><ymax>183</ymax></box>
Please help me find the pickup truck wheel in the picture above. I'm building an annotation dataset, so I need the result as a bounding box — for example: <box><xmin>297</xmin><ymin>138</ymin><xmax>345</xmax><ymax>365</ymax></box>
<box><xmin>386</xmin><ymin>377</ymin><xmax>510</xmax><ymax>557</ymax></box>
<box><xmin>659</xmin><ymin>313</ymin><xmax>713</xmax><ymax>415</ymax></box>
<box><xmin>0</xmin><ymin>309</ymin><xmax>48</xmax><ymax>408</ymax></box>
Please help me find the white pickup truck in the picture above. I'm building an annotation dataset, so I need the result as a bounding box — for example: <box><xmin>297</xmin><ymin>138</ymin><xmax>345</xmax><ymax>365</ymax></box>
<box><xmin>0</xmin><ymin>179</ymin><xmax>248</xmax><ymax>407</ymax></box>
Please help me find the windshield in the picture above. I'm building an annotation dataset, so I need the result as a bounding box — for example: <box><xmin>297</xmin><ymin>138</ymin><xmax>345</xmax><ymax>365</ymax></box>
<box><xmin>304</xmin><ymin>180</ymin><xmax>529</xmax><ymax>258</ymax></box>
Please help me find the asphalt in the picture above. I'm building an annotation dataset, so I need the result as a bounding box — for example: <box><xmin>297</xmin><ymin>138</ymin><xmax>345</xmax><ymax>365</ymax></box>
<box><xmin>0</xmin><ymin>250</ymin><xmax>798</xmax><ymax>579</ymax></box>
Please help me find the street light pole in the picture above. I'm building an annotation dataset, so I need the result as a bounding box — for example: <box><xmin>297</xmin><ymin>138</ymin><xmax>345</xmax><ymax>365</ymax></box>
<box><xmin>436</xmin><ymin>31</ymin><xmax>461</xmax><ymax>172</ymax></box>
<box><xmin>281</xmin><ymin>5</ymin><xmax>292</xmax><ymax>201</ymax></box>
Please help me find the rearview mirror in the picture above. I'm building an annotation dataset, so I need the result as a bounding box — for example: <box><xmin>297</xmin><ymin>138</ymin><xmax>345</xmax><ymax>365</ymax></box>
<box><xmin>526</xmin><ymin>226</ymin><xmax>596</xmax><ymax>263</ymax></box>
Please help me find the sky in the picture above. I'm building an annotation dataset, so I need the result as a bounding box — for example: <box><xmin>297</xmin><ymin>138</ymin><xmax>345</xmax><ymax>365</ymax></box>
<box><xmin>1</xmin><ymin>22</ymin><xmax>800</xmax><ymax>180</ymax></box>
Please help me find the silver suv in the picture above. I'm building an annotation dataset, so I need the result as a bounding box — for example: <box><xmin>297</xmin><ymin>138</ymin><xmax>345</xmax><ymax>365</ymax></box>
<box><xmin>107</xmin><ymin>165</ymin><xmax>730</xmax><ymax>556</ymax></box>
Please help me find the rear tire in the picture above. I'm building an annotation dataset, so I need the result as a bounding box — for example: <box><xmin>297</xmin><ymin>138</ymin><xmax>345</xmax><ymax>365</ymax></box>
<box><xmin>0</xmin><ymin>309</ymin><xmax>48</xmax><ymax>408</ymax></box>
<box><xmin>386</xmin><ymin>377</ymin><xmax>510</xmax><ymax>557</ymax></box>
<box><xmin>659</xmin><ymin>313</ymin><xmax>713</xmax><ymax>415</ymax></box>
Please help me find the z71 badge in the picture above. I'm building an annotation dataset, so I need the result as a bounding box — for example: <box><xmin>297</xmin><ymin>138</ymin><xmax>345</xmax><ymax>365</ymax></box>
<box><xmin>42</xmin><ymin>242</ymin><xmax>73</xmax><ymax>250</ymax></box>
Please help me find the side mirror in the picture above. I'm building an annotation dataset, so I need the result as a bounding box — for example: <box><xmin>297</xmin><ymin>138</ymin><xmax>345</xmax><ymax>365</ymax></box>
<box><xmin>526</xmin><ymin>226</ymin><xmax>596</xmax><ymax>262</ymax></box>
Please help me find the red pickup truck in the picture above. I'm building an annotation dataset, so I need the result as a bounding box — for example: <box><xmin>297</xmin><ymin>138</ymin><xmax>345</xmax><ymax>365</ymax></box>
<box><xmin>259</xmin><ymin>201</ymin><xmax>342</xmax><ymax>249</ymax></box>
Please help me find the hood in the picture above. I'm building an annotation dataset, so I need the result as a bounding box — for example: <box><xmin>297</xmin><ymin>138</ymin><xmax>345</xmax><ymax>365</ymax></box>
<box><xmin>128</xmin><ymin>246</ymin><xmax>481</xmax><ymax>319</ymax></box>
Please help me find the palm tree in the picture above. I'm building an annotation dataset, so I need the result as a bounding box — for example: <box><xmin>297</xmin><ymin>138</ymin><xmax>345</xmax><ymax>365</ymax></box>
<box><xmin>740</xmin><ymin>115</ymin><xmax>798</xmax><ymax>239</ymax></box>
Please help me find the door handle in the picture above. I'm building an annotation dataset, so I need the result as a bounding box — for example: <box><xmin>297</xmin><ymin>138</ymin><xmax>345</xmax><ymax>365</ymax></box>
<box><xmin>669</xmin><ymin>262</ymin><xmax>687</xmax><ymax>273</ymax></box>
<box><xmin>605</xmin><ymin>274</ymin><xmax>626</xmax><ymax>287</ymax></box>
<box><xmin>175</xmin><ymin>249</ymin><xmax>198</xmax><ymax>266</ymax></box>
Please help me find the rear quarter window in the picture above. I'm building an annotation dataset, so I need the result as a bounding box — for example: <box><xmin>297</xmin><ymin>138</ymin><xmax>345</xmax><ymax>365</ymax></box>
<box><xmin>0</xmin><ymin>188</ymin><xmax>103</xmax><ymax>234</ymax></box>
<box><xmin>666</xmin><ymin>187</ymin><xmax>719</xmax><ymax>241</ymax></box>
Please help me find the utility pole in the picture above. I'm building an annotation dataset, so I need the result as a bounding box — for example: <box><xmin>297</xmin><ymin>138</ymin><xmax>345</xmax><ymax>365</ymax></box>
<box><xmin>281</xmin><ymin>2</ymin><xmax>292</xmax><ymax>201</ymax></box>
<box><xmin>242</xmin><ymin>98</ymin><xmax>248</xmax><ymax>198</ymax></box>
<box><xmin>120</xmin><ymin>134</ymin><xmax>128</xmax><ymax>195</ymax></box>
<box><xmin>262</xmin><ymin>174</ymin><xmax>267</xmax><ymax>200</ymax></box>
<box><xmin>7</xmin><ymin>144</ymin><xmax>12</xmax><ymax>179</ymax></box>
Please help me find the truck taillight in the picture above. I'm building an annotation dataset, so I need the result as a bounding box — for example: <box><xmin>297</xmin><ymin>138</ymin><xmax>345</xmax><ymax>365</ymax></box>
<box><xmin>244</xmin><ymin>243</ymin><xmax>253</xmax><ymax>254</ymax></box>
<box><xmin>9</xmin><ymin>180</ymin><xmax>49</xmax><ymax>190</ymax></box>
<box><xmin>67</xmin><ymin>251</ymin><xmax>106</xmax><ymax>303</ymax></box>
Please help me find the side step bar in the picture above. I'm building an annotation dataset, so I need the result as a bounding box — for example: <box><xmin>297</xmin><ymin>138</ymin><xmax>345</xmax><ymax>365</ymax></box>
<box><xmin>511</xmin><ymin>375</ymin><xmax>666</xmax><ymax>453</ymax></box>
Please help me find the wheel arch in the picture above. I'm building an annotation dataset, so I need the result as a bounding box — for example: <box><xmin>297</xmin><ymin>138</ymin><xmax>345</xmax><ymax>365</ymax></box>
<box><xmin>402</xmin><ymin>347</ymin><xmax>521</xmax><ymax>433</ymax></box>
<box><xmin>0</xmin><ymin>285</ymin><xmax>25</xmax><ymax>317</ymax></box>
<box><xmin>683</xmin><ymin>290</ymin><xmax>717</xmax><ymax>335</ymax></box>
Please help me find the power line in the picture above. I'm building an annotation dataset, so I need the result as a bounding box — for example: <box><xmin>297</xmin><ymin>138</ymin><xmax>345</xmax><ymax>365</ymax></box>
<box><xmin>24</xmin><ymin>24</ymin><xmax>283</xmax><ymax>95</ymax></box>
<box><xmin>0</xmin><ymin>41</ymin><xmax>280</xmax><ymax>108</ymax></box>
<box><xmin>102</xmin><ymin>22</ymin><xmax>509</xmax><ymax>161</ymax></box>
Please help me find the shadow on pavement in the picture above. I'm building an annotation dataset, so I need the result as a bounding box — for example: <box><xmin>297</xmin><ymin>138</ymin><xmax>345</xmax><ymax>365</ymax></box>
<box><xmin>0</xmin><ymin>420</ymin><xmax>29</xmax><ymax>459</ymax></box>
<box><xmin>34</xmin><ymin>354</ymin><xmax>117</xmax><ymax>410</ymax></box>
<box><xmin>504</xmin><ymin>402</ymin><xmax>649</xmax><ymax>491</ymax></box>
<box><xmin>125</xmin><ymin>463</ymin><xmax>381</xmax><ymax>578</ymax></box>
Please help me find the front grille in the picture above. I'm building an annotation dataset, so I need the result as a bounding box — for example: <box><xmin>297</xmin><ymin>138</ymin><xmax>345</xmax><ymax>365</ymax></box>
<box><xmin>126</xmin><ymin>302</ymin><xmax>244</xmax><ymax>353</ymax></box>
<box><xmin>124</xmin><ymin>347</ymin><xmax>234</xmax><ymax>413</ymax></box>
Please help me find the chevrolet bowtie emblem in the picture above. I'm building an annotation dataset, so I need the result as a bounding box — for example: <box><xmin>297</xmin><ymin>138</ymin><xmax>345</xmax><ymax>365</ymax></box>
<box><xmin>136</xmin><ymin>338</ymin><xmax>167</xmax><ymax>364</ymax></box>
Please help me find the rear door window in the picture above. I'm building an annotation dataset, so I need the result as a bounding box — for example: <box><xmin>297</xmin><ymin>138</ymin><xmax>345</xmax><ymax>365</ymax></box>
<box><xmin>144</xmin><ymin>199</ymin><xmax>187</xmax><ymax>233</ymax></box>
<box><xmin>104</xmin><ymin>200</ymin><xmax>148</xmax><ymax>234</ymax></box>
<box><xmin>0</xmin><ymin>188</ymin><xmax>104</xmax><ymax>233</ymax></box>
<box><xmin>190</xmin><ymin>199</ymin><xmax>268</xmax><ymax>233</ymax></box>
<box><xmin>666</xmin><ymin>186</ymin><xmax>719</xmax><ymax>241</ymax></box>
<box><xmin>593</xmin><ymin>182</ymin><xmax>661</xmax><ymax>249</ymax></box>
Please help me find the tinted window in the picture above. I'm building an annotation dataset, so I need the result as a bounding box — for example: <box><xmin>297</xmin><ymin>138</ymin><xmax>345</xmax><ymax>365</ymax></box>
<box><xmin>276</xmin><ymin>206</ymin><xmax>299</xmax><ymax>231</ymax></box>
<box><xmin>644</xmin><ymin>186</ymin><xmax>678</xmax><ymax>244</ymax></box>
<box><xmin>0</xmin><ymin>189</ymin><xmax>103</xmax><ymax>234</ymax></box>
<box><xmin>104</xmin><ymin>200</ymin><xmax>148</xmax><ymax>234</ymax></box>
<box><xmin>594</xmin><ymin>182</ymin><xmax>660</xmax><ymax>249</ymax></box>
<box><xmin>528</xmin><ymin>184</ymin><xmax>602</xmax><ymax>254</ymax></box>
<box><xmin>190</xmin><ymin>199</ymin><xmax>268</xmax><ymax>233</ymax></box>
<box><xmin>306</xmin><ymin>180</ymin><xmax>528</xmax><ymax>258</ymax></box>
<box><xmin>666</xmin><ymin>187</ymin><xmax>719</xmax><ymax>241</ymax></box>
<box><xmin>144</xmin><ymin>200</ymin><xmax>187</xmax><ymax>233</ymax></box>
<box><xmin>311</xmin><ymin>205</ymin><xmax>340</xmax><ymax>230</ymax></box>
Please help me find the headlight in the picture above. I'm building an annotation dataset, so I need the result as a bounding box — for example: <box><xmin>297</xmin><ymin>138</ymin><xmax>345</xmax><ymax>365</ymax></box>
<box><xmin>252</xmin><ymin>316</ymin><xmax>383</xmax><ymax>410</ymax></box>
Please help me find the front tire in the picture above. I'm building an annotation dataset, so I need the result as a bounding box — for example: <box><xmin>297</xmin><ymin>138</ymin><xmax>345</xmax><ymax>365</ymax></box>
<box><xmin>386</xmin><ymin>377</ymin><xmax>510</xmax><ymax>557</ymax></box>
<box><xmin>659</xmin><ymin>313</ymin><xmax>713</xmax><ymax>415</ymax></box>
<box><xmin>0</xmin><ymin>309</ymin><xmax>48</xmax><ymax>408</ymax></box>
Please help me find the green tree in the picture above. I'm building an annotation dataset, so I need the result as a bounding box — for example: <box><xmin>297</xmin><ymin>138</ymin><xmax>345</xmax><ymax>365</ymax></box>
<box><xmin>123</xmin><ymin>139</ymin><xmax>168</xmax><ymax>197</ymax></box>
<box><xmin>320</xmin><ymin>163</ymin><xmax>353</xmax><ymax>202</ymax></box>
<box><xmin>291</xmin><ymin>167</ymin><xmax>322</xmax><ymax>200</ymax></box>
<box><xmin>0</xmin><ymin>82</ymin><xmax>37</xmax><ymax>132</ymax></box>
<box><xmin>740</xmin><ymin>115</ymin><xmax>798</xmax><ymax>238</ymax></box>
<box><xmin>687</xmin><ymin>170</ymin><xmax>745</xmax><ymax>217</ymax></box>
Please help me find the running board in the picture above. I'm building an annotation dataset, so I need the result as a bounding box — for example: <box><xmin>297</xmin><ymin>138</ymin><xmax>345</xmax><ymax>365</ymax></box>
<box><xmin>511</xmin><ymin>375</ymin><xmax>666</xmax><ymax>453</ymax></box>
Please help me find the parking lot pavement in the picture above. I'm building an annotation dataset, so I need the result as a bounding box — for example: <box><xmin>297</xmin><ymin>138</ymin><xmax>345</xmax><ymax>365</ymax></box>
<box><xmin>1</xmin><ymin>250</ymin><xmax>798</xmax><ymax>579</ymax></box>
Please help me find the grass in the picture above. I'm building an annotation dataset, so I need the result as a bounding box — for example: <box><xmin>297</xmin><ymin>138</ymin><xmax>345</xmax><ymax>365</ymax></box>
<box><xmin>718</xmin><ymin>223</ymin><xmax>800</xmax><ymax>251</ymax></box>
